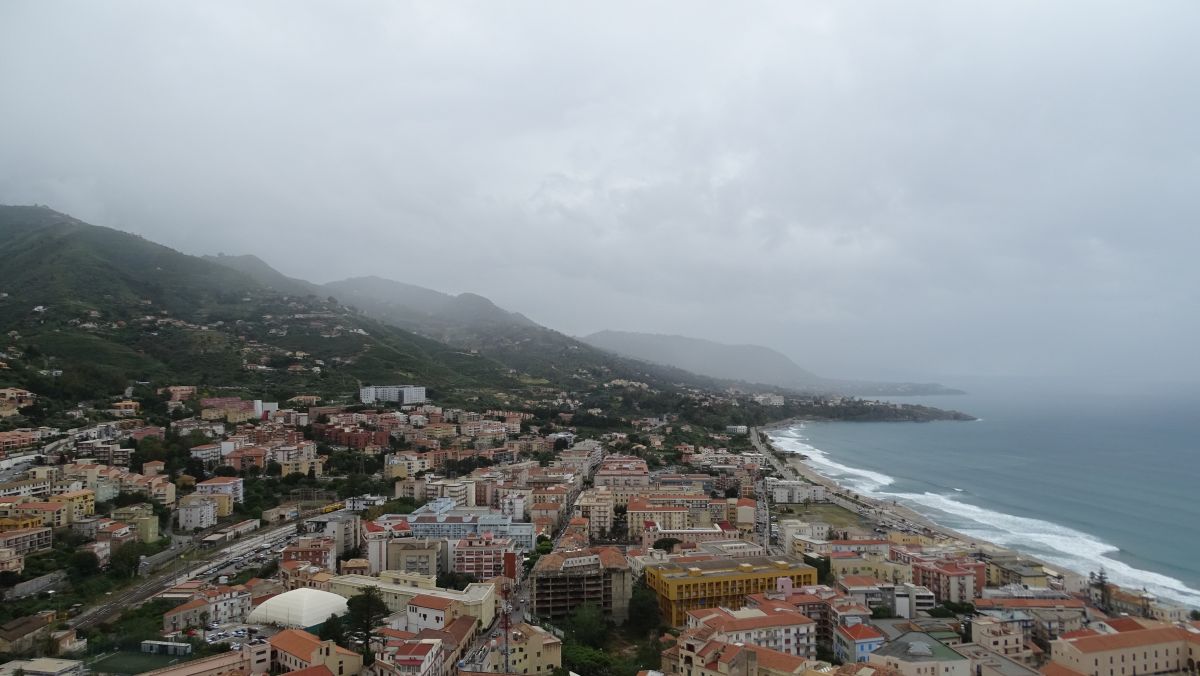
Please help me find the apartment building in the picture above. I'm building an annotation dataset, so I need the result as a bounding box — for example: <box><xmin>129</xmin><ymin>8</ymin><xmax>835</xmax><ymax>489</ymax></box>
<box><xmin>662</xmin><ymin>629</ymin><xmax>811</xmax><ymax>676</ymax></box>
<box><xmin>178</xmin><ymin>495</ymin><xmax>219</xmax><ymax>531</ymax></box>
<box><xmin>397</xmin><ymin>510</ymin><xmax>534</xmax><ymax>551</ymax></box>
<box><xmin>0</xmin><ymin>527</ymin><xmax>52</xmax><ymax>555</ymax></box>
<box><xmin>489</xmin><ymin>623</ymin><xmax>561</xmax><ymax>676</ymax></box>
<box><xmin>450</xmin><ymin>534</ymin><xmax>514</xmax><ymax>579</ymax></box>
<box><xmin>111</xmin><ymin>503</ymin><xmax>159</xmax><ymax>543</ymax></box>
<box><xmin>912</xmin><ymin>559</ymin><xmax>985</xmax><ymax>604</ymax></box>
<box><xmin>765</xmin><ymin>479</ymin><xmax>828</xmax><ymax>504</ymax></box>
<box><xmin>686</xmin><ymin>605</ymin><xmax>817</xmax><ymax>659</ymax></box>
<box><xmin>282</xmin><ymin>537</ymin><xmax>338</xmax><ymax>571</ymax></box>
<box><xmin>593</xmin><ymin>455</ymin><xmax>649</xmax><ymax>488</ymax></box>
<box><xmin>835</xmin><ymin>623</ymin><xmax>887</xmax><ymax>663</ymax></box>
<box><xmin>302</xmin><ymin>512</ymin><xmax>361</xmax><ymax>556</ymax></box>
<box><xmin>358</xmin><ymin>385</ymin><xmax>426</xmax><ymax>405</ymax></box>
<box><xmin>384</xmin><ymin>540</ymin><xmax>446</xmax><ymax>576</ymax></box>
<box><xmin>530</xmin><ymin>547</ymin><xmax>632</xmax><ymax>625</ymax></box>
<box><xmin>195</xmin><ymin>476</ymin><xmax>244</xmax><ymax>504</ymax></box>
<box><xmin>573</xmin><ymin>489</ymin><xmax>615</xmax><ymax>539</ymax></box>
<box><xmin>50</xmin><ymin>490</ymin><xmax>95</xmax><ymax>522</ymax></box>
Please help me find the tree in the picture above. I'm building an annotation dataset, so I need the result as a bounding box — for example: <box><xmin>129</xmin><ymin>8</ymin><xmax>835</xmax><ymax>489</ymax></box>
<box><xmin>67</xmin><ymin>550</ymin><xmax>100</xmax><ymax>578</ymax></box>
<box><xmin>346</xmin><ymin>587</ymin><xmax>389</xmax><ymax>634</ymax></box>
<box><xmin>110</xmin><ymin>541</ymin><xmax>152</xmax><ymax>578</ymax></box>
<box><xmin>436</xmin><ymin>571</ymin><xmax>477</xmax><ymax>591</ymax></box>
<box><xmin>652</xmin><ymin>538</ymin><xmax>681</xmax><ymax>552</ymax></box>
<box><xmin>214</xmin><ymin>465</ymin><xmax>238</xmax><ymax>477</ymax></box>
<box><xmin>1190</xmin><ymin>610</ymin><xmax>1200</xmax><ymax>622</ymax></box>
<box><xmin>566</xmin><ymin>602</ymin><xmax>608</xmax><ymax>649</ymax></box>
<box><xmin>536</xmin><ymin>540</ymin><xmax>553</xmax><ymax>555</ymax></box>
<box><xmin>625</xmin><ymin>583</ymin><xmax>662</xmax><ymax>637</ymax></box>
<box><xmin>319</xmin><ymin>613</ymin><xmax>346</xmax><ymax>645</ymax></box>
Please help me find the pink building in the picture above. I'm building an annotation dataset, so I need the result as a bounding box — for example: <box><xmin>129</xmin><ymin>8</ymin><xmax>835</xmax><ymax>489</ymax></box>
<box><xmin>451</xmin><ymin>533</ymin><xmax>515</xmax><ymax>579</ymax></box>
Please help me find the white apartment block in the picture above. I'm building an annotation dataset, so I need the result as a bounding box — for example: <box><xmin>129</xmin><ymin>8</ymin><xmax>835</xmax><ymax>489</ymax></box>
<box><xmin>359</xmin><ymin>385</ymin><xmax>427</xmax><ymax>405</ymax></box>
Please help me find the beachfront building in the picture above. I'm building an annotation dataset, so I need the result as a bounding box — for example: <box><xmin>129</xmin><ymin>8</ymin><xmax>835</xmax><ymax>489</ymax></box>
<box><xmin>912</xmin><ymin>559</ymin><xmax>984</xmax><ymax>604</ymax></box>
<box><xmin>765</xmin><ymin>479</ymin><xmax>827</xmax><ymax>504</ymax></box>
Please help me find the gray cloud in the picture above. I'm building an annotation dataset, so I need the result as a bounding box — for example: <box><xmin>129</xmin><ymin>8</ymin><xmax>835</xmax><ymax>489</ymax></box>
<box><xmin>2</xmin><ymin>1</ymin><xmax>1197</xmax><ymax>383</ymax></box>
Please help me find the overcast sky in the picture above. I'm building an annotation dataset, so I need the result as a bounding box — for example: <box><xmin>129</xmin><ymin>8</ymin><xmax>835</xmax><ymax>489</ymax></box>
<box><xmin>1</xmin><ymin>2</ymin><xmax>1197</xmax><ymax>384</ymax></box>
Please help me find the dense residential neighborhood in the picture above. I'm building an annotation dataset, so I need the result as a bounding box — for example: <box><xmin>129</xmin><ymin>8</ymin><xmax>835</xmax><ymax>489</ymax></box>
<box><xmin>0</xmin><ymin>376</ymin><xmax>1191</xmax><ymax>676</ymax></box>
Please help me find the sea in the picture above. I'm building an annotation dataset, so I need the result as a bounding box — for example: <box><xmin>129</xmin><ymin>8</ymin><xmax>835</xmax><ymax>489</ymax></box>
<box><xmin>766</xmin><ymin>376</ymin><xmax>1200</xmax><ymax>608</ymax></box>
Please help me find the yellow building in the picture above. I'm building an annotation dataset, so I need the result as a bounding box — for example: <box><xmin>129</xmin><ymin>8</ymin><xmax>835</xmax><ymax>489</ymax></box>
<box><xmin>986</xmin><ymin>558</ymin><xmax>1048</xmax><ymax>588</ymax></box>
<box><xmin>53</xmin><ymin>489</ymin><xmax>95</xmax><ymax>522</ymax></box>
<box><xmin>112</xmin><ymin>504</ymin><xmax>160</xmax><ymax>543</ymax></box>
<box><xmin>887</xmin><ymin>531</ymin><xmax>935</xmax><ymax>547</ymax></box>
<box><xmin>14</xmin><ymin>502</ymin><xmax>72</xmax><ymax>528</ymax></box>
<box><xmin>644</xmin><ymin>556</ymin><xmax>818</xmax><ymax>626</ymax></box>
<box><xmin>831</xmin><ymin>554</ymin><xmax>912</xmax><ymax>584</ymax></box>
<box><xmin>0</xmin><ymin>516</ymin><xmax>42</xmax><ymax>532</ymax></box>
<box><xmin>279</xmin><ymin>458</ymin><xmax>323</xmax><ymax>478</ymax></box>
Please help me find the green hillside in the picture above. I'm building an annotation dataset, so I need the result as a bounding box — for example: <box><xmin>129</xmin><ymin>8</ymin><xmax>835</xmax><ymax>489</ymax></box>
<box><xmin>0</xmin><ymin>206</ymin><xmax>519</xmax><ymax>413</ymax></box>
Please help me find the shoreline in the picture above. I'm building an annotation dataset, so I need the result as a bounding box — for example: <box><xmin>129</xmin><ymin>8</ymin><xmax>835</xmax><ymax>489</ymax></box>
<box><xmin>751</xmin><ymin>425</ymin><xmax>1088</xmax><ymax>594</ymax></box>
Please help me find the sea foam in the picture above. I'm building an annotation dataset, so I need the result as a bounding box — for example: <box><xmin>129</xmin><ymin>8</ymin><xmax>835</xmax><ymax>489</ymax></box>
<box><xmin>768</xmin><ymin>427</ymin><xmax>1200</xmax><ymax>608</ymax></box>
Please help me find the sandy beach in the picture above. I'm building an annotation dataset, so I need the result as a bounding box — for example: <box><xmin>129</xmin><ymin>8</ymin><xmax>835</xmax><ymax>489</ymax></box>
<box><xmin>752</xmin><ymin>423</ymin><xmax>1050</xmax><ymax>559</ymax></box>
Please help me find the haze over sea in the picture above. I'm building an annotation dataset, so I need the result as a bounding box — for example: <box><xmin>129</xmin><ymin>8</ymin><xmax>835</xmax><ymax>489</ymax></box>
<box><xmin>767</xmin><ymin>377</ymin><xmax>1200</xmax><ymax>608</ymax></box>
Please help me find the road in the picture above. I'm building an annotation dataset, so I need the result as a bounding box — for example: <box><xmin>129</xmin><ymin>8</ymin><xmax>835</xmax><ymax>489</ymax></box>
<box><xmin>460</xmin><ymin>576</ymin><xmax>530</xmax><ymax>672</ymax></box>
<box><xmin>71</xmin><ymin>520</ymin><xmax>299</xmax><ymax>629</ymax></box>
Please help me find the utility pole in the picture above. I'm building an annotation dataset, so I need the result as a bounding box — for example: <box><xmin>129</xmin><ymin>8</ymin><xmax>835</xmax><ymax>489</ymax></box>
<box><xmin>502</xmin><ymin>581</ymin><xmax>512</xmax><ymax>674</ymax></box>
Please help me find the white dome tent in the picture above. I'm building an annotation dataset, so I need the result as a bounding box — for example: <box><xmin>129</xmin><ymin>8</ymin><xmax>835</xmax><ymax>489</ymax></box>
<box><xmin>246</xmin><ymin>588</ymin><xmax>349</xmax><ymax>629</ymax></box>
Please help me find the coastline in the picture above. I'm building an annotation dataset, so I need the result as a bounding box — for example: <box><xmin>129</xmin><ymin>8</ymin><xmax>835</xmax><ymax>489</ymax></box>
<box><xmin>751</xmin><ymin>425</ymin><xmax>1085</xmax><ymax>589</ymax></box>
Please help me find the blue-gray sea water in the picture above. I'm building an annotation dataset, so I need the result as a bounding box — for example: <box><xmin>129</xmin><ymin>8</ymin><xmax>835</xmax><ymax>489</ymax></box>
<box><xmin>766</xmin><ymin>377</ymin><xmax>1200</xmax><ymax>607</ymax></box>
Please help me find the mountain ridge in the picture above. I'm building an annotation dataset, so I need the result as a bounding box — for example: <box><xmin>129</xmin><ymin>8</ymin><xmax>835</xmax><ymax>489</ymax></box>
<box><xmin>582</xmin><ymin>329</ymin><xmax>964</xmax><ymax>396</ymax></box>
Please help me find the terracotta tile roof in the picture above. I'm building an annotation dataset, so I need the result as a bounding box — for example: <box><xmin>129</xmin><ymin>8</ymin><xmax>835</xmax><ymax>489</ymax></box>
<box><xmin>1103</xmin><ymin>616</ymin><xmax>1154</xmax><ymax>633</ymax></box>
<box><xmin>443</xmin><ymin>616</ymin><xmax>477</xmax><ymax>644</ymax></box>
<box><xmin>285</xmin><ymin>666</ymin><xmax>333</xmax><ymax>676</ymax></box>
<box><xmin>742</xmin><ymin>643</ymin><xmax>808</xmax><ymax>673</ymax></box>
<box><xmin>976</xmin><ymin>598</ymin><xmax>1085</xmax><ymax>609</ymax></box>
<box><xmin>269</xmin><ymin>628</ymin><xmax>322</xmax><ymax>660</ymax></box>
<box><xmin>840</xmin><ymin>575</ymin><xmax>885</xmax><ymax>588</ymax></box>
<box><xmin>409</xmin><ymin>594</ymin><xmax>453</xmax><ymax>611</ymax></box>
<box><xmin>1060</xmin><ymin>626</ymin><xmax>1193</xmax><ymax>653</ymax></box>
<box><xmin>1041</xmin><ymin>663</ymin><xmax>1089</xmax><ymax>676</ymax></box>
<box><xmin>165</xmin><ymin>598</ymin><xmax>209</xmax><ymax>616</ymax></box>
<box><xmin>838</xmin><ymin>624</ymin><xmax>885</xmax><ymax>641</ymax></box>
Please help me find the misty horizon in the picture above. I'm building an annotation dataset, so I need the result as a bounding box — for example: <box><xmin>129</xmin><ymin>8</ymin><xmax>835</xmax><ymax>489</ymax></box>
<box><xmin>3</xmin><ymin>2</ymin><xmax>1198</xmax><ymax>384</ymax></box>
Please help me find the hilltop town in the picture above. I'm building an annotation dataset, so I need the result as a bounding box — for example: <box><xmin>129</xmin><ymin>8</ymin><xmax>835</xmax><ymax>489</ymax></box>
<box><xmin>0</xmin><ymin>380</ymin><xmax>1191</xmax><ymax>676</ymax></box>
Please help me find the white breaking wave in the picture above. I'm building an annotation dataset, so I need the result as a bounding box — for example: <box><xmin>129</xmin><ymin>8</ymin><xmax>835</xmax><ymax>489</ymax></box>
<box><xmin>770</xmin><ymin>431</ymin><xmax>894</xmax><ymax>493</ymax></box>
<box><xmin>768</xmin><ymin>428</ymin><xmax>1200</xmax><ymax>608</ymax></box>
